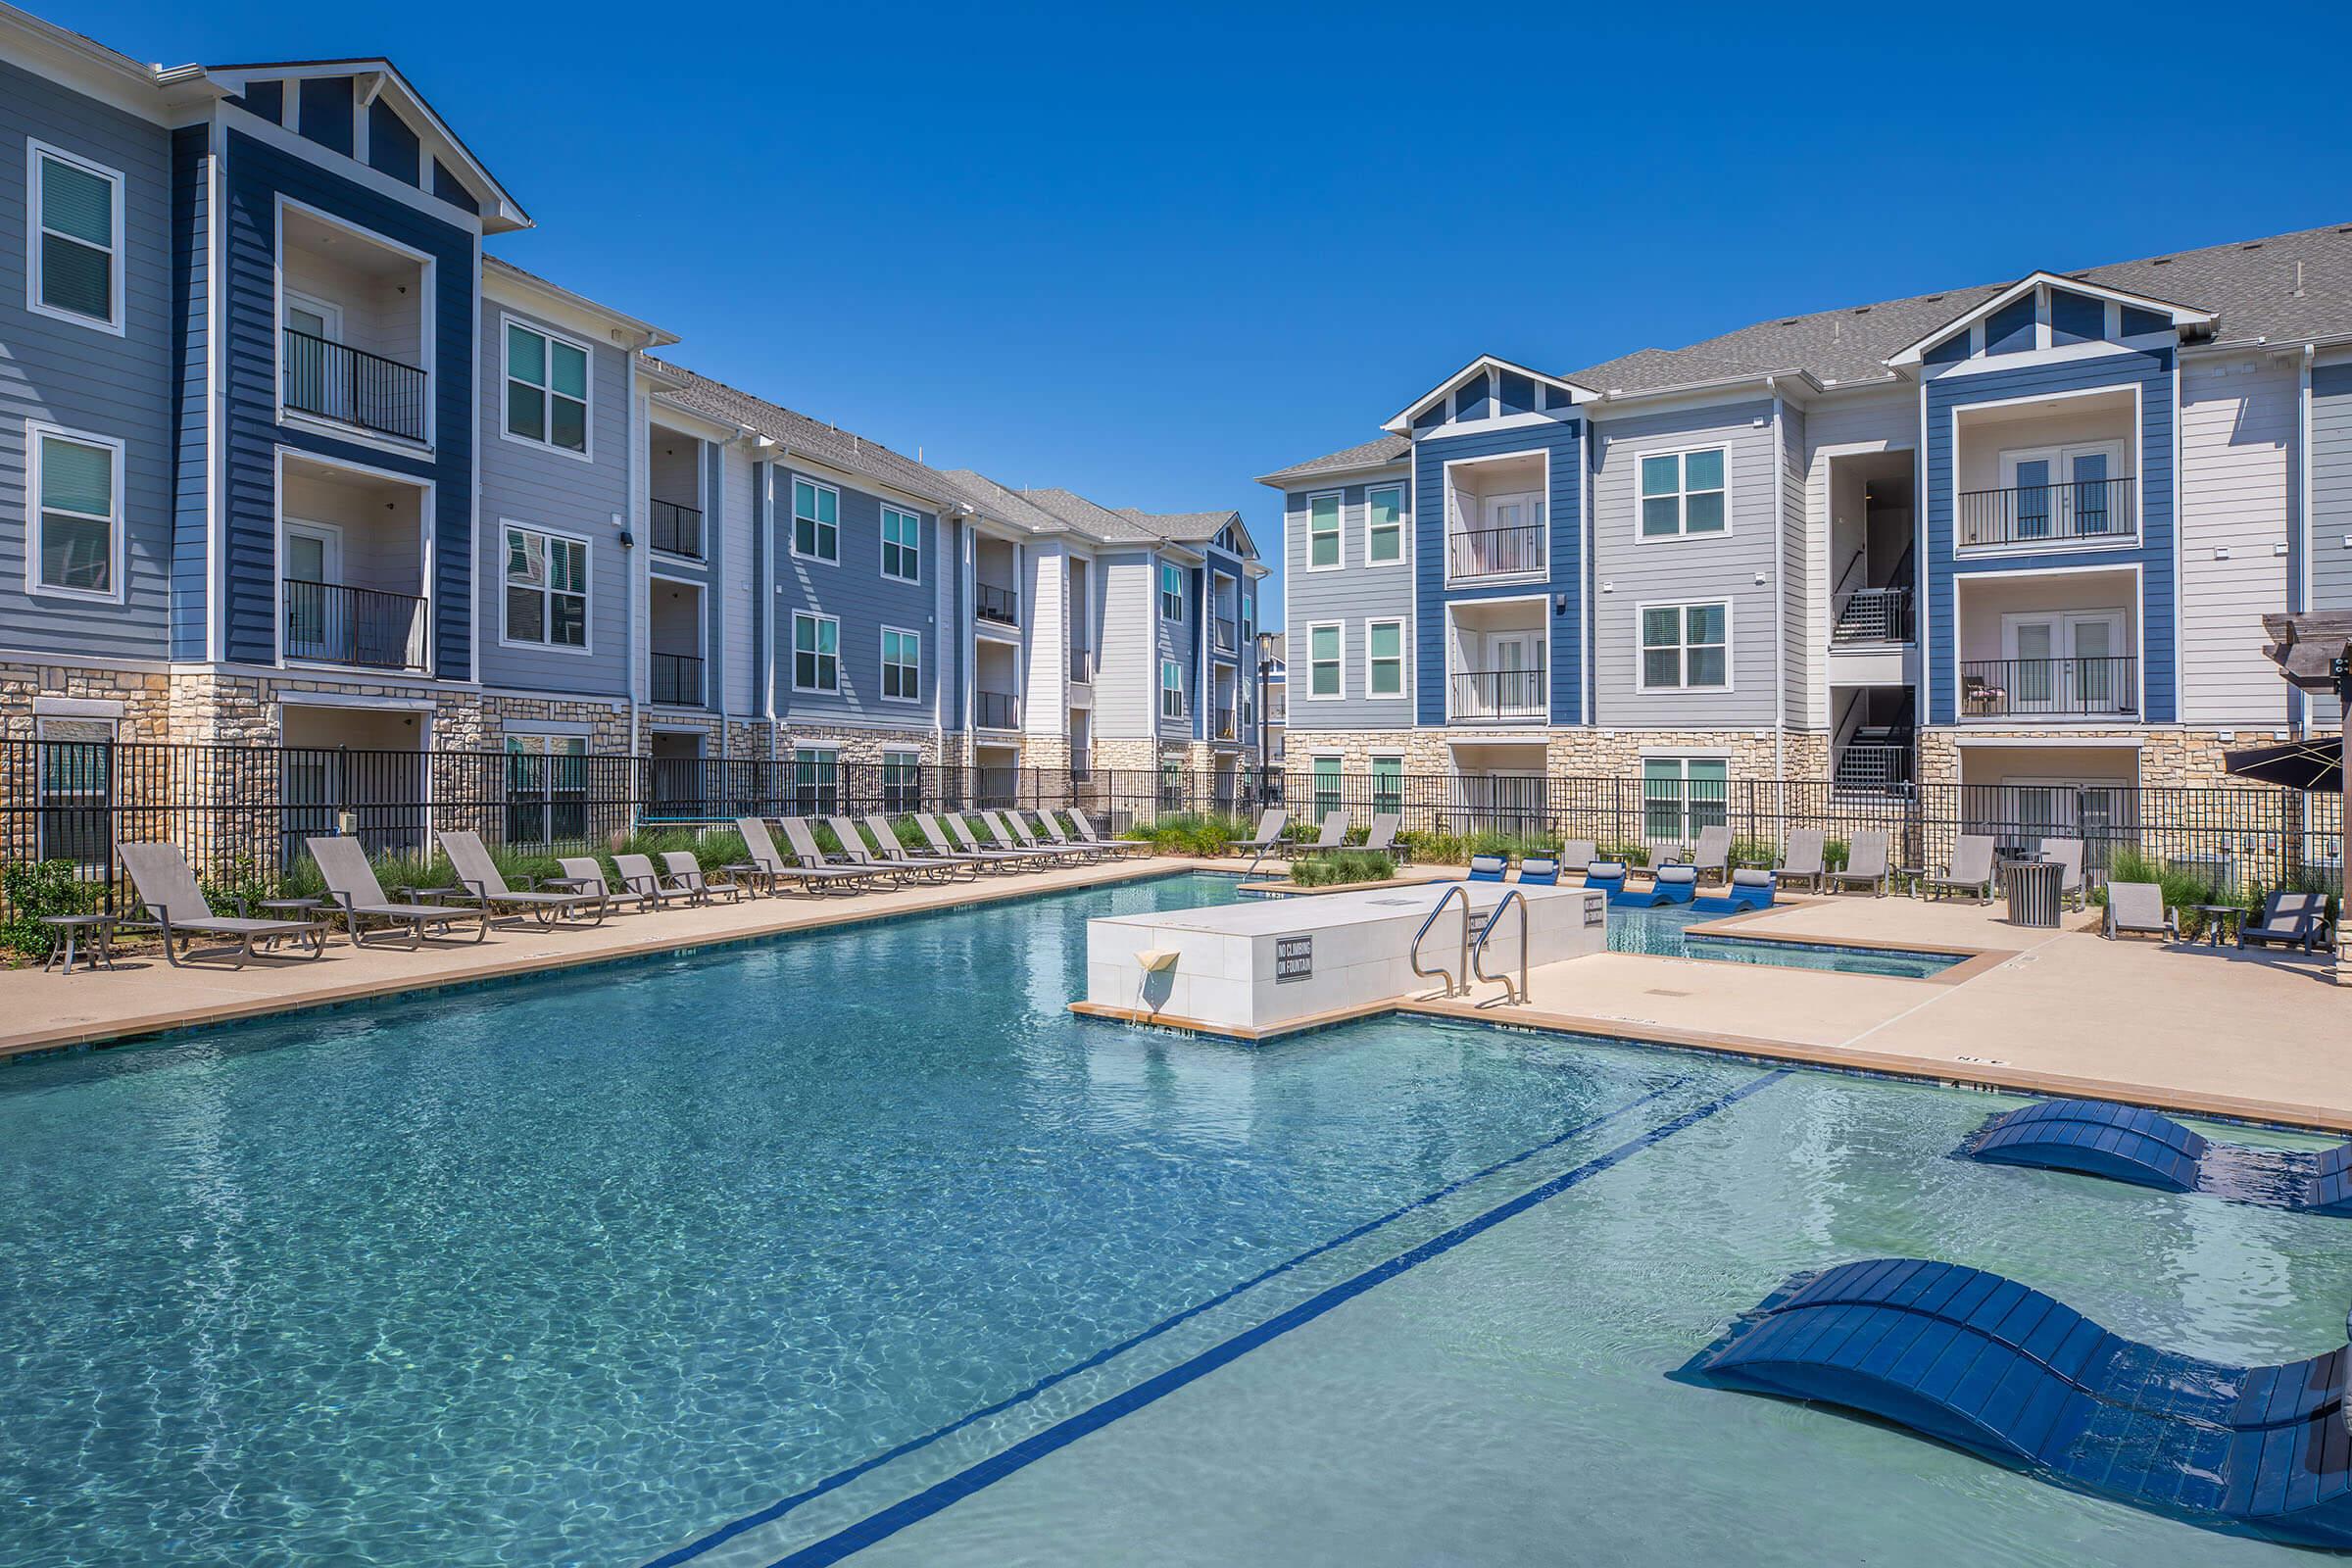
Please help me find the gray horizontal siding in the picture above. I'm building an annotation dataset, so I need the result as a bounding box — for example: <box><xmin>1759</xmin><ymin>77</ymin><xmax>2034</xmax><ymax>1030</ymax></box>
<box><xmin>1590</xmin><ymin>399</ymin><xmax>1779</xmax><ymax>726</ymax></box>
<box><xmin>1283</xmin><ymin>478</ymin><xmax>1414</xmax><ymax>729</ymax></box>
<box><xmin>0</xmin><ymin>59</ymin><xmax>176</xmax><ymax>662</ymax></box>
<box><xmin>2310</xmin><ymin>363</ymin><xmax>2352</xmax><ymax>726</ymax></box>
<box><xmin>475</xmin><ymin>296</ymin><xmax>629</xmax><ymax>696</ymax></box>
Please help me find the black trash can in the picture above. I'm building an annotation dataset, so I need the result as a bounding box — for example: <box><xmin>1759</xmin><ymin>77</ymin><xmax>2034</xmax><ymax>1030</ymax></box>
<box><xmin>2003</xmin><ymin>859</ymin><xmax>2063</xmax><ymax>929</ymax></box>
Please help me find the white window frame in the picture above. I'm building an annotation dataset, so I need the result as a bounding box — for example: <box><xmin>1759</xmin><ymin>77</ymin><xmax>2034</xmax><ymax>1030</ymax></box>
<box><xmin>499</xmin><ymin>520</ymin><xmax>594</xmax><ymax>655</ymax></box>
<box><xmin>499</xmin><ymin>315</ymin><xmax>593</xmax><ymax>462</ymax></box>
<box><xmin>1441</xmin><ymin>450</ymin><xmax>1551</xmax><ymax>586</ymax></box>
<box><xmin>1641</xmin><ymin>755</ymin><xmax>1732</xmax><ymax>844</ymax></box>
<box><xmin>24</xmin><ymin>420</ymin><xmax>126</xmax><ymax>605</ymax></box>
<box><xmin>880</xmin><ymin>745</ymin><xmax>923</xmax><ymax>811</ymax></box>
<box><xmin>1363</xmin><ymin>482</ymin><xmax>1407</xmax><ymax>566</ymax></box>
<box><xmin>1369</xmin><ymin>753</ymin><xmax>1405</xmax><ymax>814</ymax></box>
<box><xmin>1365</xmin><ymin>616</ymin><xmax>1406</xmax><ymax>699</ymax></box>
<box><xmin>879</xmin><ymin>624</ymin><xmax>922</xmax><ymax>705</ymax></box>
<box><xmin>1635</xmin><ymin>598</ymin><xmax>1733</xmax><ymax>693</ymax></box>
<box><xmin>792</xmin><ymin>476</ymin><xmax>840</xmax><ymax>564</ymax></box>
<box><xmin>1303</xmin><ymin>490</ymin><xmax>1344</xmax><ymax>572</ymax></box>
<box><xmin>879</xmin><ymin>504</ymin><xmax>921</xmax><ymax>583</ymax></box>
<box><xmin>792</xmin><ymin>610</ymin><xmax>842</xmax><ymax>694</ymax></box>
<box><xmin>1303</xmin><ymin>619</ymin><xmax>1345</xmax><ymax>702</ymax></box>
<box><xmin>1159</xmin><ymin>659</ymin><xmax>1185</xmax><ymax>720</ymax></box>
<box><xmin>1159</xmin><ymin>561</ymin><xmax>1184</xmax><ymax>620</ymax></box>
<box><xmin>1635</xmin><ymin>444</ymin><xmax>1731</xmax><ymax>542</ymax></box>
<box><xmin>26</xmin><ymin>140</ymin><xmax>126</xmax><ymax>336</ymax></box>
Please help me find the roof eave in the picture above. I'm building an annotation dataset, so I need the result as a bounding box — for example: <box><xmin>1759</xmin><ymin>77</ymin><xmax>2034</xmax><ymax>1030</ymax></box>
<box><xmin>1885</xmin><ymin>270</ymin><xmax>2218</xmax><ymax>368</ymax></box>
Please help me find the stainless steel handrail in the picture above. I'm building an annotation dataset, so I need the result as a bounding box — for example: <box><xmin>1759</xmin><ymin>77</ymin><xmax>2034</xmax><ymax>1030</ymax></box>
<box><xmin>1409</xmin><ymin>883</ymin><xmax>1470</xmax><ymax>999</ymax></box>
<box><xmin>1469</xmin><ymin>887</ymin><xmax>1528</xmax><ymax>1006</ymax></box>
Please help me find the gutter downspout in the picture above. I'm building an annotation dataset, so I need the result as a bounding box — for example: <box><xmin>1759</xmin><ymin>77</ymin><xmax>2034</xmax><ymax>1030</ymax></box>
<box><xmin>2297</xmin><ymin>345</ymin><xmax>2315</xmax><ymax>736</ymax></box>
<box><xmin>1768</xmin><ymin>379</ymin><xmax>1788</xmax><ymax>798</ymax></box>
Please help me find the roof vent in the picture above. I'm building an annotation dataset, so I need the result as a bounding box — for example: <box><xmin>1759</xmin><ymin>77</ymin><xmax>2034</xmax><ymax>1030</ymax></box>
<box><xmin>1852</xmin><ymin>306</ymin><xmax>1871</xmax><ymax>315</ymax></box>
<box><xmin>1780</xmin><ymin>318</ymin><xmax>1799</xmax><ymax>326</ymax></box>
<box><xmin>2242</xmin><ymin>242</ymin><xmax>2264</xmax><ymax>250</ymax></box>
<box><xmin>1925</xmin><ymin>294</ymin><xmax>1945</xmax><ymax>303</ymax></box>
<box><xmin>2151</xmin><ymin>257</ymin><xmax>2172</xmax><ymax>266</ymax></box>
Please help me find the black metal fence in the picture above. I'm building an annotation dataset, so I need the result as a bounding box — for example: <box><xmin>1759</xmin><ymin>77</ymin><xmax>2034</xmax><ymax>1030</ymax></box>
<box><xmin>1</xmin><ymin>743</ymin><xmax>2339</xmax><ymax>916</ymax></box>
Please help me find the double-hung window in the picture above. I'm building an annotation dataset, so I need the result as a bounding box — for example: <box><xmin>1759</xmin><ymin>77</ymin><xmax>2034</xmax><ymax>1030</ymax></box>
<box><xmin>1311</xmin><ymin>756</ymin><xmax>1343</xmax><ymax>817</ymax></box>
<box><xmin>27</xmin><ymin>426</ymin><xmax>122</xmax><ymax>599</ymax></box>
<box><xmin>1160</xmin><ymin>660</ymin><xmax>1184</xmax><ymax>719</ymax></box>
<box><xmin>1642</xmin><ymin>758</ymin><xmax>1728</xmax><ymax>843</ymax></box>
<box><xmin>505</xmin><ymin>322</ymin><xmax>589</xmax><ymax>454</ymax></box>
<box><xmin>1639</xmin><ymin>448</ymin><xmax>1727</xmax><ymax>537</ymax></box>
<box><xmin>881</xmin><ymin>749</ymin><xmax>921</xmax><ymax>813</ymax></box>
<box><xmin>1371</xmin><ymin>755</ymin><xmax>1404</xmax><ymax>816</ymax></box>
<box><xmin>792</xmin><ymin>747</ymin><xmax>839</xmax><ymax>814</ymax></box>
<box><xmin>29</xmin><ymin>144</ymin><xmax>123</xmax><ymax>331</ymax></box>
<box><xmin>1305</xmin><ymin>492</ymin><xmax>1342</xmax><ymax>568</ymax></box>
<box><xmin>1640</xmin><ymin>602</ymin><xmax>1728</xmax><ymax>690</ymax></box>
<box><xmin>1306</xmin><ymin>623</ymin><xmax>1341</xmax><ymax>698</ymax></box>
<box><xmin>503</xmin><ymin>733</ymin><xmax>589</xmax><ymax>844</ymax></box>
<box><xmin>1365</xmin><ymin>484</ymin><xmax>1404</xmax><ymax>564</ymax></box>
<box><xmin>504</xmin><ymin>526</ymin><xmax>589</xmax><ymax>649</ymax></box>
<box><xmin>880</xmin><ymin>505</ymin><xmax>920</xmax><ymax>581</ymax></box>
<box><xmin>1159</xmin><ymin>562</ymin><xmax>1184</xmax><ymax>619</ymax></box>
<box><xmin>881</xmin><ymin>627</ymin><xmax>920</xmax><ymax>701</ymax></box>
<box><xmin>794</xmin><ymin>612</ymin><xmax>840</xmax><ymax>692</ymax></box>
<box><xmin>794</xmin><ymin>479</ymin><xmax>839</xmax><ymax>563</ymax></box>
<box><xmin>1366</xmin><ymin>619</ymin><xmax>1404</xmax><ymax>698</ymax></box>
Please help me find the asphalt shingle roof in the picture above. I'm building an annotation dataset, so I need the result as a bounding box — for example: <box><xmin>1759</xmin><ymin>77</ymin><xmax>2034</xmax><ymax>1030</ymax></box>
<box><xmin>1253</xmin><ymin>434</ymin><xmax>1410</xmax><ymax>485</ymax></box>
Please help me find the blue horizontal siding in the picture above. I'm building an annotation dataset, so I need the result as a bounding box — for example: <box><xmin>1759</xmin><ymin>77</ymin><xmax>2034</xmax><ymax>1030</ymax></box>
<box><xmin>170</xmin><ymin>124</ymin><xmax>210</xmax><ymax>662</ymax></box>
<box><xmin>772</xmin><ymin>469</ymin><xmax>941</xmax><ymax>725</ymax></box>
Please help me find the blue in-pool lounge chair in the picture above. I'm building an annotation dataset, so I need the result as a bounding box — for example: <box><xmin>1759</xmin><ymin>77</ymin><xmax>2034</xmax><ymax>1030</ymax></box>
<box><xmin>1516</xmin><ymin>856</ymin><xmax>1561</xmax><ymax>887</ymax></box>
<box><xmin>1615</xmin><ymin>863</ymin><xmax>1698</xmax><ymax>906</ymax></box>
<box><xmin>1696</xmin><ymin>867</ymin><xmax>1775</xmax><ymax>913</ymax></box>
<box><xmin>1465</xmin><ymin>854</ymin><xmax>1508</xmax><ymax>882</ymax></box>
<box><xmin>1583</xmin><ymin>860</ymin><xmax>1628</xmax><ymax>898</ymax></box>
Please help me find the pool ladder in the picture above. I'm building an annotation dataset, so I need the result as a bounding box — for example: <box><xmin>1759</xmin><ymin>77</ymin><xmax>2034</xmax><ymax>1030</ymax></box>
<box><xmin>1468</xmin><ymin>889</ymin><xmax>1528</xmax><ymax>1007</ymax></box>
<box><xmin>1408</xmin><ymin>885</ymin><xmax>1470</xmax><ymax>999</ymax></box>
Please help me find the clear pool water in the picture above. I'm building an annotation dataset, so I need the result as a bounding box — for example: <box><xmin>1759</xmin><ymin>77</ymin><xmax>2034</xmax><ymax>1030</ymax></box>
<box><xmin>1610</xmin><ymin>900</ymin><xmax>1960</xmax><ymax>978</ymax></box>
<box><xmin>0</xmin><ymin>872</ymin><xmax>2336</xmax><ymax>1566</ymax></box>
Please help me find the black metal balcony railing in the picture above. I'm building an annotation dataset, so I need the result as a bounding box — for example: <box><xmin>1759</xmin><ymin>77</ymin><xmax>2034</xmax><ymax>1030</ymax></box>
<box><xmin>1446</xmin><ymin>524</ymin><xmax>1544</xmax><ymax>579</ymax></box>
<box><xmin>1214</xmin><ymin>616</ymin><xmax>1238</xmax><ymax>654</ymax></box>
<box><xmin>976</xmin><ymin>583</ymin><xmax>1019</xmax><ymax>625</ymax></box>
<box><xmin>974</xmin><ymin>689</ymin><xmax>1021</xmax><ymax>729</ymax></box>
<box><xmin>282</xmin><ymin>579</ymin><xmax>429</xmax><ymax>672</ymax></box>
<box><xmin>651</xmin><ymin>652</ymin><xmax>705</xmax><ymax>708</ymax></box>
<box><xmin>1959</xmin><ymin>656</ymin><xmax>2137</xmax><ymax>720</ymax></box>
<box><xmin>282</xmin><ymin>327</ymin><xmax>427</xmax><ymax>444</ymax></box>
<box><xmin>1068</xmin><ymin>647</ymin><xmax>1094</xmax><ymax>684</ymax></box>
<box><xmin>650</xmin><ymin>498</ymin><xmax>704</xmax><ymax>560</ymax></box>
<box><xmin>1957</xmin><ymin>476</ymin><xmax>2135</xmax><ymax>549</ymax></box>
<box><xmin>1450</xmin><ymin>668</ymin><xmax>1547</xmax><ymax>721</ymax></box>
<box><xmin>1831</xmin><ymin>584</ymin><xmax>1915</xmax><ymax>645</ymax></box>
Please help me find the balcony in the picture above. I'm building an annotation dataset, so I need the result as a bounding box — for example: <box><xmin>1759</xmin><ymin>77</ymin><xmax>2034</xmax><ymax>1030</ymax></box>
<box><xmin>650</xmin><ymin>498</ymin><xmax>703</xmax><ymax>560</ymax></box>
<box><xmin>282</xmin><ymin>579</ymin><xmax>428</xmax><ymax>672</ymax></box>
<box><xmin>1958</xmin><ymin>657</ymin><xmax>2137</xmax><ymax>721</ymax></box>
<box><xmin>651</xmin><ymin>652</ymin><xmax>705</xmax><ymax>707</ymax></box>
<box><xmin>281</xmin><ymin>328</ymin><xmax>426</xmax><ymax>444</ymax></box>
<box><xmin>1446</xmin><ymin>525</ymin><xmax>1543</xmax><ymax>581</ymax></box>
<box><xmin>1450</xmin><ymin>668</ymin><xmax>1547</xmax><ymax>723</ymax></box>
<box><xmin>1958</xmin><ymin>477</ymin><xmax>2136</xmax><ymax>550</ymax></box>
<box><xmin>974</xmin><ymin>689</ymin><xmax>1021</xmax><ymax>729</ymax></box>
<box><xmin>1214</xmin><ymin>707</ymin><xmax>1237</xmax><ymax>741</ymax></box>
<box><xmin>976</xmin><ymin>583</ymin><xmax>1019</xmax><ymax>626</ymax></box>
<box><xmin>1214</xmin><ymin>616</ymin><xmax>1238</xmax><ymax>655</ymax></box>
<box><xmin>1068</xmin><ymin>647</ymin><xmax>1094</xmax><ymax>684</ymax></box>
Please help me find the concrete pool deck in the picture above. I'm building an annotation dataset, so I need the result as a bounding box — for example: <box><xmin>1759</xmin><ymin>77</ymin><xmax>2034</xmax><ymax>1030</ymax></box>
<box><xmin>2</xmin><ymin>855</ymin><xmax>2343</xmax><ymax>1131</ymax></box>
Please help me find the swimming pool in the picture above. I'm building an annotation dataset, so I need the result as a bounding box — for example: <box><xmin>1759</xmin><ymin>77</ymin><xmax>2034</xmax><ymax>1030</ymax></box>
<box><xmin>0</xmin><ymin>872</ymin><xmax>2334</xmax><ymax>1565</ymax></box>
<box><xmin>1610</xmin><ymin>901</ymin><xmax>1961</xmax><ymax>978</ymax></box>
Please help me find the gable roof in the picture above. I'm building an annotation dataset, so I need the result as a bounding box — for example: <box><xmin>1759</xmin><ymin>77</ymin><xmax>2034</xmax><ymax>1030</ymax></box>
<box><xmin>1884</xmin><ymin>270</ymin><xmax>2218</xmax><ymax>368</ymax></box>
<box><xmin>205</xmin><ymin>56</ymin><xmax>530</xmax><ymax>231</ymax></box>
<box><xmin>1254</xmin><ymin>434</ymin><xmax>1410</xmax><ymax>487</ymax></box>
<box><xmin>1381</xmin><ymin>353</ymin><xmax>1597</xmax><ymax>433</ymax></box>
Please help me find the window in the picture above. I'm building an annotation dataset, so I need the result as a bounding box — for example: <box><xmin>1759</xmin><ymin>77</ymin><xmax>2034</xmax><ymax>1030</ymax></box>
<box><xmin>794</xmin><ymin>478</ymin><xmax>839</xmax><ymax>563</ymax></box>
<box><xmin>1312</xmin><ymin>756</ymin><xmax>1343</xmax><ymax>818</ymax></box>
<box><xmin>1305</xmin><ymin>492</ymin><xmax>1342</xmax><ymax>569</ymax></box>
<box><xmin>26</xmin><ymin>426</ymin><xmax>122</xmax><ymax>600</ymax></box>
<box><xmin>1639</xmin><ymin>602</ymin><xmax>1729</xmax><ymax>690</ymax></box>
<box><xmin>1160</xmin><ymin>562</ymin><xmax>1184</xmax><ymax>619</ymax></box>
<box><xmin>1371</xmin><ymin>755</ymin><xmax>1403</xmax><ymax>816</ymax></box>
<box><xmin>882</xmin><ymin>749</ymin><xmax>922</xmax><ymax>814</ymax></box>
<box><xmin>28</xmin><ymin>144</ymin><xmax>122</xmax><ymax>331</ymax></box>
<box><xmin>1366</xmin><ymin>484</ymin><xmax>1404</xmax><ymax>564</ymax></box>
<box><xmin>1642</xmin><ymin>758</ymin><xmax>1728</xmax><ymax>843</ymax></box>
<box><xmin>1639</xmin><ymin>447</ymin><xmax>1727</xmax><ymax>538</ymax></box>
<box><xmin>35</xmin><ymin>715</ymin><xmax>114</xmax><ymax>870</ymax></box>
<box><xmin>504</xmin><ymin>733</ymin><xmax>589</xmax><ymax>844</ymax></box>
<box><xmin>1367</xmin><ymin>619</ymin><xmax>1404</xmax><ymax>698</ymax></box>
<box><xmin>794</xmin><ymin>612</ymin><xmax>840</xmax><ymax>692</ymax></box>
<box><xmin>879</xmin><ymin>505</ymin><xmax>920</xmax><ymax>581</ymax></box>
<box><xmin>1160</xmin><ymin>660</ymin><xmax>1184</xmax><ymax>720</ymax></box>
<box><xmin>1159</xmin><ymin>757</ymin><xmax>1185</xmax><ymax>811</ymax></box>
<box><xmin>1306</xmin><ymin>623</ymin><xmax>1341</xmax><ymax>699</ymax></box>
<box><xmin>504</xmin><ymin>525</ymin><xmax>589</xmax><ymax>649</ymax></box>
<box><xmin>505</xmin><ymin>321</ymin><xmax>588</xmax><ymax>454</ymax></box>
<box><xmin>1241</xmin><ymin>592</ymin><xmax>1253</xmax><ymax>634</ymax></box>
<box><xmin>881</xmin><ymin>627</ymin><xmax>920</xmax><ymax>702</ymax></box>
<box><xmin>792</xmin><ymin>747</ymin><xmax>839</xmax><ymax>815</ymax></box>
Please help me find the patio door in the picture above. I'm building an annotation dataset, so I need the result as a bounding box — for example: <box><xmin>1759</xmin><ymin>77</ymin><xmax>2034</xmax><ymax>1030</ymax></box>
<box><xmin>283</xmin><ymin>292</ymin><xmax>346</xmax><ymax>421</ymax></box>
<box><xmin>283</xmin><ymin>521</ymin><xmax>344</xmax><ymax>662</ymax></box>
<box><xmin>1475</xmin><ymin>492</ymin><xmax>1542</xmax><ymax>574</ymax></box>
<box><xmin>2001</xmin><ymin>443</ymin><xmax>2124</xmax><ymax>540</ymax></box>
<box><xmin>2002</xmin><ymin>612</ymin><xmax>2124</xmax><ymax>715</ymax></box>
<box><xmin>1491</xmin><ymin>632</ymin><xmax>1541</xmax><ymax>717</ymax></box>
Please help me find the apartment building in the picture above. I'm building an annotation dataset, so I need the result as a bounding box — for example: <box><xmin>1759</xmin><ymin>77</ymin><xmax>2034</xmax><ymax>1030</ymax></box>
<box><xmin>1263</xmin><ymin>227</ymin><xmax>2352</xmax><ymax>822</ymax></box>
<box><xmin>0</xmin><ymin>2</ymin><xmax>1261</xmax><ymax>792</ymax></box>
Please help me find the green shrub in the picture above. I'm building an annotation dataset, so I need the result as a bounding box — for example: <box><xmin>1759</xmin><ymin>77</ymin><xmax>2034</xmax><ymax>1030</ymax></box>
<box><xmin>0</xmin><ymin>859</ymin><xmax>98</xmax><ymax>960</ymax></box>
<box><xmin>1123</xmin><ymin>812</ymin><xmax>1258</xmax><ymax>858</ymax></box>
<box><xmin>1291</xmin><ymin>851</ymin><xmax>1396</xmax><ymax>887</ymax></box>
<box><xmin>1595</xmin><ymin>838</ymin><xmax>1651</xmax><ymax>868</ymax></box>
<box><xmin>1823</xmin><ymin>837</ymin><xmax>1851</xmax><ymax>872</ymax></box>
<box><xmin>1396</xmin><ymin>829</ymin><xmax>1556</xmax><ymax>867</ymax></box>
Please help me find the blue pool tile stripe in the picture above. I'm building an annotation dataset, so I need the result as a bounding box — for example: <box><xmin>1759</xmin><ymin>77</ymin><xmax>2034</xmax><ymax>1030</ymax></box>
<box><xmin>641</xmin><ymin>1073</ymin><xmax>1696</xmax><ymax>1568</ymax></box>
<box><xmin>756</xmin><ymin>1069</ymin><xmax>1788</xmax><ymax>1568</ymax></box>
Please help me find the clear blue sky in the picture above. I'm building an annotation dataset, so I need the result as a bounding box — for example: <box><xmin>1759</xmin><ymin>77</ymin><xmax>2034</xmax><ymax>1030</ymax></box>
<box><xmin>64</xmin><ymin>0</ymin><xmax>2352</xmax><ymax>624</ymax></box>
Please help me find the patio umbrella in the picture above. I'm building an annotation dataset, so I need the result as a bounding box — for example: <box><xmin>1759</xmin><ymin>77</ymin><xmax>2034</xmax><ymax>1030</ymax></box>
<box><xmin>2223</xmin><ymin>736</ymin><xmax>2344</xmax><ymax>793</ymax></box>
